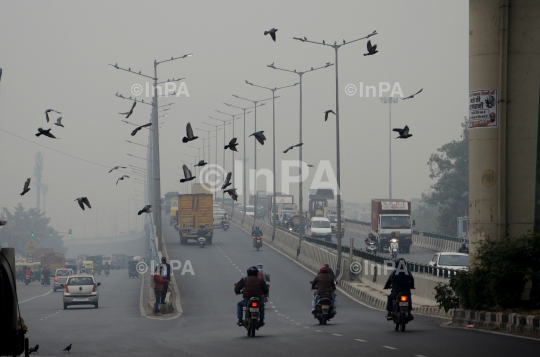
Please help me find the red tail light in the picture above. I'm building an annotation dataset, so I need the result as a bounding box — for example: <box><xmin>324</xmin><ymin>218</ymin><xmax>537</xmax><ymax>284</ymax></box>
<box><xmin>251</xmin><ymin>302</ymin><xmax>258</xmax><ymax>307</ymax></box>
<box><xmin>92</xmin><ymin>283</ymin><xmax>97</xmax><ymax>292</ymax></box>
<box><xmin>400</xmin><ymin>296</ymin><xmax>408</xmax><ymax>302</ymax></box>
<box><xmin>64</xmin><ymin>284</ymin><xmax>69</xmax><ymax>293</ymax></box>
<box><xmin>55</xmin><ymin>277</ymin><xmax>58</xmax><ymax>281</ymax></box>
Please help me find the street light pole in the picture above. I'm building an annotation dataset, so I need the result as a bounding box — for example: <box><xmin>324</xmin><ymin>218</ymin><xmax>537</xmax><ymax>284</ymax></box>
<box><xmin>381</xmin><ymin>97</ymin><xmax>398</xmax><ymax>199</ymax></box>
<box><xmin>267</xmin><ymin>62</ymin><xmax>334</xmax><ymax>256</ymax></box>
<box><xmin>230</xmin><ymin>97</ymin><xmax>272</xmax><ymax>228</ymax></box>
<box><xmin>243</xmin><ymin>80</ymin><xmax>298</xmax><ymax>241</ymax></box>
<box><xmin>293</xmin><ymin>30</ymin><xmax>377</xmax><ymax>275</ymax></box>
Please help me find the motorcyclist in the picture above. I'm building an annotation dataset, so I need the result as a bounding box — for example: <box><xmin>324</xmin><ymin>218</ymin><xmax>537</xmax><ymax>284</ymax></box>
<box><xmin>383</xmin><ymin>258</ymin><xmax>415</xmax><ymax>320</ymax></box>
<box><xmin>252</xmin><ymin>226</ymin><xmax>263</xmax><ymax>247</ymax></box>
<box><xmin>41</xmin><ymin>266</ymin><xmax>50</xmax><ymax>282</ymax></box>
<box><xmin>311</xmin><ymin>266</ymin><xmax>337</xmax><ymax>315</ymax></box>
<box><xmin>234</xmin><ymin>266</ymin><xmax>269</xmax><ymax>327</ymax></box>
<box><xmin>458</xmin><ymin>242</ymin><xmax>469</xmax><ymax>254</ymax></box>
<box><xmin>323</xmin><ymin>263</ymin><xmax>336</xmax><ymax>283</ymax></box>
<box><xmin>104</xmin><ymin>262</ymin><xmax>110</xmax><ymax>273</ymax></box>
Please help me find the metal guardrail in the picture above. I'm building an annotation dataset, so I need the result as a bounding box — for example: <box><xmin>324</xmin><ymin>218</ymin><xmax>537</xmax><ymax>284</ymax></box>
<box><xmin>344</xmin><ymin>218</ymin><xmax>371</xmax><ymax>226</ymax></box>
<box><xmin>414</xmin><ymin>230</ymin><xmax>469</xmax><ymax>245</ymax></box>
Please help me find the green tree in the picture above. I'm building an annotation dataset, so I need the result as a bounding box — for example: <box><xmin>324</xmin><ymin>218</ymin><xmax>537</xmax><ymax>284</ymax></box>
<box><xmin>1</xmin><ymin>204</ymin><xmax>65</xmax><ymax>254</ymax></box>
<box><xmin>424</xmin><ymin>118</ymin><xmax>469</xmax><ymax>236</ymax></box>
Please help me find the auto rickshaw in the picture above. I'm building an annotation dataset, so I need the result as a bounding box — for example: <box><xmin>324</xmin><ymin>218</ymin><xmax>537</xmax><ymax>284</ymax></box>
<box><xmin>170</xmin><ymin>207</ymin><xmax>178</xmax><ymax>225</ymax></box>
<box><xmin>82</xmin><ymin>260</ymin><xmax>94</xmax><ymax>275</ymax></box>
<box><xmin>128</xmin><ymin>260</ymin><xmax>139</xmax><ymax>278</ymax></box>
<box><xmin>290</xmin><ymin>214</ymin><xmax>306</xmax><ymax>233</ymax></box>
<box><xmin>31</xmin><ymin>262</ymin><xmax>42</xmax><ymax>282</ymax></box>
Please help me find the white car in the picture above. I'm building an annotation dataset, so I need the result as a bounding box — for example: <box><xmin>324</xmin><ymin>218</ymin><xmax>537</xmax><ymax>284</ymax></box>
<box><xmin>213</xmin><ymin>210</ymin><xmax>227</xmax><ymax>226</ymax></box>
<box><xmin>61</xmin><ymin>274</ymin><xmax>101</xmax><ymax>309</ymax></box>
<box><xmin>428</xmin><ymin>252</ymin><xmax>469</xmax><ymax>271</ymax></box>
<box><xmin>308</xmin><ymin>217</ymin><xmax>332</xmax><ymax>242</ymax></box>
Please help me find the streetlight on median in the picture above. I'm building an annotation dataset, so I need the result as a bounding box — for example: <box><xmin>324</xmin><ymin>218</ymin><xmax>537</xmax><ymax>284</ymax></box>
<box><xmin>293</xmin><ymin>30</ymin><xmax>377</xmax><ymax>277</ymax></box>
<box><xmin>244</xmin><ymin>80</ymin><xmax>298</xmax><ymax>241</ymax></box>
<box><xmin>267</xmin><ymin>62</ymin><xmax>334</xmax><ymax>256</ymax></box>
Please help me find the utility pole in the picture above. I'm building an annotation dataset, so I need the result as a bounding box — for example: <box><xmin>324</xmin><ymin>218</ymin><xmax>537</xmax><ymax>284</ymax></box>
<box><xmin>33</xmin><ymin>152</ymin><xmax>44</xmax><ymax>210</ymax></box>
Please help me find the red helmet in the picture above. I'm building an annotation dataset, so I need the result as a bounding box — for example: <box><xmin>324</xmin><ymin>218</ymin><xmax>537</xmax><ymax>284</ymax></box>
<box><xmin>320</xmin><ymin>266</ymin><xmax>328</xmax><ymax>273</ymax></box>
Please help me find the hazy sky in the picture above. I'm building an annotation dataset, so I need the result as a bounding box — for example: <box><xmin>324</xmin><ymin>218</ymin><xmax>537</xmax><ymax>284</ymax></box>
<box><xmin>0</xmin><ymin>1</ymin><xmax>468</xmax><ymax>237</ymax></box>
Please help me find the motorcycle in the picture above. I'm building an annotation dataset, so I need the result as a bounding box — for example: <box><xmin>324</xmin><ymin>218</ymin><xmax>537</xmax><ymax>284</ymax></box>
<box><xmin>24</xmin><ymin>274</ymin><xmax>32</xmax><ymax>286</ymax></box>
<box><xmin>390</xmin><ymin>238</ymin><xmax>399</xmax><ymax>259</ymax></box>
<box><xmin>243</xmin><ymin>297</ymin><xmax>262</xmax><ymax>337</ymax></box>
<box><xmin>198</xmin><ymin>237</ymin><xmax>206</xmax><ymax>248</ymax></box>
<box><xmin>254</xmin><ymin>236</ymin><xmax>262</xmax><ymax>251</ymax></box>
<box><xmin>310</xmin><ymin>281</ymin><xmax>336</xmax><ymax>325</ymax></box>
<box><xmin>104</xmin><ymin>269</ymin><xmax>110</xmax><ymax>276</ymax></box>
<box><xmin>366</xmin><ymin>241</ymin><xmax>378</xmax><ymax>254</ymax></box>
<box><xmin>388</xmin><ymin>292</ymin><xmax>412</xmax><ymax>332</ymax></box>
<box><xmin>221</xmin><ymin>221</ymin><xmax>229</xmax><ymax>231</ymax></box>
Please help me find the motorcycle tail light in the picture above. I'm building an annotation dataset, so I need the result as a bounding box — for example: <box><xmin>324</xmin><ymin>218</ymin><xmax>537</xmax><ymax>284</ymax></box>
<box><xmin>55</xmin><ymin>277</ymin><xmax>58</xmax><ymax>281</ymax></box>
<box><xmin>251</xmin><ymin>302</ymin><xmax>258</xmax><ymax>307</ymax></box>
<box><xmin>92</xmin><ymin>283</ymin><xmax>97</xmax><ymax>292</ymax></box>
<box><xmin>65</xmin><ymin>285</ymin><xmax>69</xmax><ymax>293</ymax></box>
<box><xmin>400</xmin><ymin>296</ymin><xmax>408</xmax><ymax>302</ymax></box>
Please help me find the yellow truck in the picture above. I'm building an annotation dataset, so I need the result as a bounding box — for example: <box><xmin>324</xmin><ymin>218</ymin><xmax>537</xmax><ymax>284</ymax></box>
<box><xmin>177</xmin><ymin>194</ymin><xmax>214</xmax><ymax>245</ymax></box>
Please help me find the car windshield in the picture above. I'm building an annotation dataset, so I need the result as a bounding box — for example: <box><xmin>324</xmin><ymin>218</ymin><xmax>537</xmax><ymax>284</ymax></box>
<box><xmin>381</xmin><ymin>216</ymin><xmax>411</xmax><ymax>229</ymax></box>
<box><xmin>438</xmin><ymin>255</ymin><xmax>469</xmax><ymax>267</ymax></box>
<box><xmin>313</xmin><ymin>220</ymin><xmax>331</xmax><ymax>228</ymax></box>
<box><xmin>56</xmin><ymin>270</ymin><xmax>71</xmax><ymax>276</ymax></box>
<box><xmin>67</xmin><ymin>277</ymin><xmax>94</xmax><ymax>285</ymax></box>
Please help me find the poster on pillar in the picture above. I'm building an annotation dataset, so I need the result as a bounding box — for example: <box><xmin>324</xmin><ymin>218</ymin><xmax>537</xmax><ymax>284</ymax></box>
<box><xmin>468</xmin><ymin>89</ymin><xmax>498</xmax><ymax>129</ymax></box>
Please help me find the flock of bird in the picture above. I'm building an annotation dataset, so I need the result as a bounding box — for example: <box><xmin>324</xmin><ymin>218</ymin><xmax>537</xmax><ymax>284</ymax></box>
<box><xmin>27</xmin><ymin>343</ymin><xmax>72</xmax><ymax>354</ymax></box>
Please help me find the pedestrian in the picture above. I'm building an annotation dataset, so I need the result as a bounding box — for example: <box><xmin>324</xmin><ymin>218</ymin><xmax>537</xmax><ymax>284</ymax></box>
<box><xmin>153</xmin><ymin>266</ymin><xmax>169</xmax><ymax>316</ymax></box>
<box><xmin>160</xmin><ymin>256</ymin><xmax>171</xmax><ymax>304</ymax></box>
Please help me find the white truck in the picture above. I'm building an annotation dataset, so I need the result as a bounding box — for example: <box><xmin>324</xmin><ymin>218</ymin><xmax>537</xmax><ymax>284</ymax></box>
<box><xmin>324</xmin><ymin>206</ymin><xmax>345</xmax><ymax>234</ymax></box>
<box><xmin>368</xmin><ymin>199</ymin><xmax>414</xmax><ymax>253</ymax></box>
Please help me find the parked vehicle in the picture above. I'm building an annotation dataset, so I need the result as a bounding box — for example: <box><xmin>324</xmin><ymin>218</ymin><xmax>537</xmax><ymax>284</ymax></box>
<box><xmin>53</xmin><ymin>268</ymin><xmax>74</xmax><ymax>292</ymax></box>
<box><xmin>308</xmin><ymin>217</ymin><xmax>332</xmax><ymax>242</ymax></box>
<box><xmin>243</xmin><ymin>297</ymin><xmax>262</xmax><ymax>337</ymax></box>
<box><xmin>178</xmin><ymin>193</ymin><xmax>214</xmax><ymax>245</ymax></box>
<box><xmin>128</xmin><ymin>261</ymin><xmax>139</xmax><ymax>278</ymax></box>
<box><xmin>428</xmin><ymin>252</ymin><xmax>469</xmax><ymax>271</ymax></box>
<box><xmin>388</xmin><ymin>292</ymin><xmax>412</xmax><ymax>331</ymax></box>
<box><xmin>390</xmin><ymin>238</ymin><xmax>399</xmax><ymax>259</ymax></box>
<box><xmin>370</xmin><ymin>199</ymin><xmax>414</xmax><ymax>253</ymax></box>
<box><xmin>61</xmin><ymin>274</ymin><xmax>101</xmax><ymax>309</ymax></box>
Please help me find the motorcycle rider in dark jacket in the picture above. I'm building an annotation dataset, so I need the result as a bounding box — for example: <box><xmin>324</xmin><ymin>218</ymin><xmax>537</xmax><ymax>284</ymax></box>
<box><xmin>311</xmin><ymin>266</ymin><xmax>337</xmax><ymax>314</ymax></box>
<box><xmin>383</xmin><ymin>258</ymin><xmax>415</xmax><ymax>320</ymax></box>
<box><xmin>235</xmin><ymin>266</ymin><xmax>269</xmax><ymax>327</ymax></box>
<box><xmin>458</xmin><ymin>242</ymin><xmax>469</xmax><ymax>254</ymax></box>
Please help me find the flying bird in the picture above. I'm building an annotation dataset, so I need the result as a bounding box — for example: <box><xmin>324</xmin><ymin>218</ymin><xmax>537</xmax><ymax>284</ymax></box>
<box><xmin>224</xmin><ymin>188</ymin><xmax>238</xmax><ymax>201</ymax></box>
<box><xmin>304</xmin><ymin>36</ymin><xmax>307</xmax><ymax>41</ymax></box>
<box><xmin>63</xmin><ymin>344</ymin><xmax>72</xmax><ymax>353</ymax></box>
<box><xmin>116</xmin><ymin>175</ymin><xmax>130</xmax><ymax>185</ymax></box>
<box><xmin>138</xmin><ymin>205</ymin><xmax>152</xmax><ymax>215</ymax></box>
<box><xmin>0</xmin><ymin>220</ymin><xmax>6</xmax><ymax>227</ymax></box>
<box><xmin>364</xmin><ymin>40</ymin><xmax>378</xmax><ymax>56</ymax></box>
<box><xmin>131</xmin><ymin>123</ymin><xmax>152</xmax><ymax>136</ymax></box>
<box><xmin>322</xmin><ymin>40</ymin><xmax>325</xmax><ymax>44</ymax></box>
<box><xmin>54</xmin><ymin>117</ymin><xmax>64</xmax><ymax>127</ymax></box>
<box><xmin>20</xmin><ymin>178</ymin><xmax>31</xmax><ymax>196</ymax></box>
<box><xmin>28</xmin><ymin>344</ymin><xmax>39</xmax><ymax>354</ymax></box>
<box><xmin>249</xmin><ymin>131</ymin><xmax>266</xmax><ymax>145</ymax></box>
<box><xmin>393</xmin><ymin>125</ymin><xmax>413</xmax><ymax>139</ymax></box>
<box><xmin>194</xmin><ymin>160</ymin><xmax>207</xmax><ymax>167</ymax></box>
<box><xmin>221</xmin><ymin>172</ymin><xmax>232</xmax><ymax>189</ymax></box>
<box><xmin>75</xmin><ymin>197</ymin><xmax>91</xmax><ymax>211</ymax></box>
<box><xmin>35</xmin><ymin>128</ymin><xmax>58</xmax><ymax>139</ymax></box>
<box><xmin>180</xmin><ymin>164</ymin><xmax>196</xmax><ymax>183</ymax></box>
<box><xmin>308</xmin><ymin>164</ymin><xmax>314</xmax><ymax>168</ymax></box>
<box><xmin>324</xmin><ymin>109</ymin><xmax>336</xmax><ymax>121</ymax></box>
<box><xmin>403</xmin><ymin>88</ymin><xmax>423</xmax><ymax>100</ymax></box>
<box><xmin>108</xmin><ymin>166</ymin><xmax>126</xmax><ymax>173</ymax></box>
<box><xmin>119</xmin><ymin>102</ymin><xmax>136</xmax><ymax>118</ymax></box>
<box><xmin>182</xmin><ymin>122</ymin><xmax>198</xmax><ymax>143</ymax></box>
<box><xmin>283</xmin><ymin>143</ymin><xmax>303</xmax><ymax>153</ymax></box>
<box><xmin>264</xmin><ymin>28</ymin><xmax>278</xmax><ymax>42</ymax></box>
<box><xmin>224</xmin><ymin>138</ymin><xmax>238</xmax><ymax>152</ymax></box>
<box><xmin>45</xmin><ymin>109</ymin><xmax>61</xmax><ymax>123</ymax></box>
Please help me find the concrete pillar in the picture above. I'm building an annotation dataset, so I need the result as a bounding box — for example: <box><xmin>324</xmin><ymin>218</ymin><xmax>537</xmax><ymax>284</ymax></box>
<box><xmin>469</xmin><ymin>0</ymin><xmax>540</xmax><ymax>259</ymax></box>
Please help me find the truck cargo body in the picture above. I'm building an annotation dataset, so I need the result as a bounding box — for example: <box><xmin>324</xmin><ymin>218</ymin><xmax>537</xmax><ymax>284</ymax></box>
<box><xmin>177</xmin><ymin>194</ymin><xmax>214</xmax><ymax>245</ymax></box>
<box><xmin>267</xmin><ymin>195</ymin><xmax>294</xmax><ymax>220</ymax></box>
<box><xmin>41</xmin><ymin>252</ymin><xmax>65</xmax><ymax>271</ymax></box>
<box><xmin>370</xmin><ymin>199</ymin><xmax>413</xmax><ymax>253</ymax></box>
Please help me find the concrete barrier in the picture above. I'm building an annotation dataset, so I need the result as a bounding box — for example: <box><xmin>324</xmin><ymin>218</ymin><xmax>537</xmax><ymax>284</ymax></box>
<box><xmin>453</xmin><ymin>309</ymin><xmax>540</xmax><ymax>339</ymax></box>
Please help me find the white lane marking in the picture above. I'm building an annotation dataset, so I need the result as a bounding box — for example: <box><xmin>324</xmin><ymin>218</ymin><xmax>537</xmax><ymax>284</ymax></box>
<box><xmin>383</xmin><ymin>346</ymin><xmax>397</xmax><ymax>350</ymax></box>
<box><xmin>315</xmin><ymin>330</ymin><xmax>322</xmax><ymax>332</ymax></box>
<box><xmin>304</xmin><ymin>326</ymin><xmax>310</xmax><ymax>328</ymax></box>
<box><xmin>19</xmin><ymin>289</ymin><xmax>53</xmax><ymax>304</ymax></box>
<box><xmin>415</xmin><ymin>355</ymin><xmax>427</xmax><ymax>357</ymax></box>
<box><xmin>333</xmin><ymin>334</ymin><xmax>342</xmax><ymax>336</ymax></box>
<box><xmin>296</xmin><ymin>323</ymin><xmax>302</xmax><ymax>325</ymax></box>
<box><xmin>290</xmin><ymin>319</ymin><xmax>294</xmax><ymax>321</ymax></box>
<box><xmin>355</xmin><ymin>339</ymin><xmax>367</xmax><ymax>342</ymax></box>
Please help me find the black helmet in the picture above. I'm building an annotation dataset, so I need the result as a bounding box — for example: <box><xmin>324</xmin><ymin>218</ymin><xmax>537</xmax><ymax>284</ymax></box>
<box><xmin>247</xmin><ymin>266</ymin><xmax>259</xmax><ymax>276</ymax></box>
<box><xmin>256</xmin><ymin>226</ymin><xmax>259</xmax><ymax>230</ymax></box>
<box><xmin>323</xmin><ymin>263</ymin><xmax>330</xmax><ymax>268</ymax></box>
